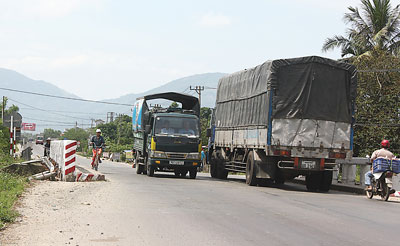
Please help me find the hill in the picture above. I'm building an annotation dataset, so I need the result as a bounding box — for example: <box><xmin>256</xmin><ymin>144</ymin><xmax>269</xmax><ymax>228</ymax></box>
<box><xmin>0</xmin><ymin>68</ymin><xmax>226</xmax><ymax>132</ymax></box>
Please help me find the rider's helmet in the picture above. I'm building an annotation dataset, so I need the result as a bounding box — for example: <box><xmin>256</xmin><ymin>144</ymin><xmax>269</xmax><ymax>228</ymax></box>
<box><xmin>96</xmin><ymin>129</ymin><xmax>101</xmax><ymax>133</ymax></box>
<box><xmin>46</xmin><ymin>138</ymin><xmax>51</xmax><ymax>141</ymax></box>
<box><xmin>381</xmin><ymin>139</ymin><xmax>390</xmax><ymax>148</ymax></box>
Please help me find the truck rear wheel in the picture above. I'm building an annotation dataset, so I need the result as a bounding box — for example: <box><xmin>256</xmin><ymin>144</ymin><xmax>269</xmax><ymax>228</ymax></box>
<box><xmin>189</xmin><ymin>167</ymin><xmax>197</xmax><ymax>179</ymax></box>
<box><xmin>210</xmin><ymin>158</ymin><xmax>218</xmax><ymax>178</ymax></box>
<box><xmin>135</xmin><ymin>155</ymin><xmax>143</xmax><ymax>174</ymax></box>
<box><xmin>306</xmin><ymin>173</ymin><xmax>321</xmax><ymax>192</ymax></box>
<box><xmin>246</xmin><ymin>151</ymin><xmax>257</xmax><ymax>186</ymax></box>
<box><xmin>319</xmin><ymin>171</ymin><xmax>333</xmax><ymax>192</ymax></box>
<box><xmin>274</xmin><ymin>169</ymin><xmax>285</xmax><ymax>185</ymax></box>
<box><xmin>217</xmin><ymin>167</ymin><xmax>228</xmax><ymax>179</ymax></box>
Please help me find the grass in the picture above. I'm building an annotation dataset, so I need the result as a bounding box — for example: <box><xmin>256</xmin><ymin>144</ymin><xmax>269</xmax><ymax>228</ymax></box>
<box><xmin>0</xmin><ymin>156</ymin><xmax>28</xmax><ymax>229</ymax></box>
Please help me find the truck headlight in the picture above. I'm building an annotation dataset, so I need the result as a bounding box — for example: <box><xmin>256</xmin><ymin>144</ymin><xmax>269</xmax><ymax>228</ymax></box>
<box><xmin>186</xmin><ymin>153</ymin><xmax>200</xmax><ymax>160</ymax></box>
<box><xmin>151</xmin><ymin>151</ymin><xmax>167</xmax><ymax>158</ymax></box>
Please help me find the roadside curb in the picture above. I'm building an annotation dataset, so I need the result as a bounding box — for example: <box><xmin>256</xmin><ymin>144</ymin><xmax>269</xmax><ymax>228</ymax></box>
<box><xmin>290</xmin><ymin>179</ymin><xmax>365</xmax><ymax>194</ymax></box>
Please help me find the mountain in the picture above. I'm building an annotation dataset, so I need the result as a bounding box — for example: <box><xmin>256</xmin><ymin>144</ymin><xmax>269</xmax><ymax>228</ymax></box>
<box><xmin>0</xmin><ymin>68</ymin><xmax>226</xmax><ymax>133</ymax></box>
<box><xmin>104</xmin><ymin>72</ymin><xmax>225</xmax><ymax>107</ymax></box>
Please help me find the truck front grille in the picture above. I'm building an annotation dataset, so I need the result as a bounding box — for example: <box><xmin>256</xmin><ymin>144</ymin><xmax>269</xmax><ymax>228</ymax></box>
<box><xmin>166</xmin><ymin>153</ymin><xmax>187</xmax><ymax>159</ymax></box>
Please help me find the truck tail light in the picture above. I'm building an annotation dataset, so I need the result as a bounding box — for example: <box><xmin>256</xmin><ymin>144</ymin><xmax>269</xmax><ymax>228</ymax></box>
<box><xmin>329</xmin><ymin>152</ymin><xmax>346</xmax><ymax>159</ymax></box>
<box><xmin>274</xmin><ymin>150</ymin><xmax>291</xmax><ymax>157</ymax></box>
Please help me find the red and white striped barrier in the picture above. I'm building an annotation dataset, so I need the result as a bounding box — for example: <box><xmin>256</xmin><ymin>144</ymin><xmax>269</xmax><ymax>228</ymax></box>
<box><xmin>64</xmin><ymin>141</ymin><xmax>77</xmax><ymax>176</ymax></box>
<box><xmin>75</xmin><ymin>172</ymin><xmax>105</xmax><ymax>182</ymax></box>
<box><xmin>50</xmin><ymin>140</ymin><xmax>77</xmax><ymax>181</ymax></box>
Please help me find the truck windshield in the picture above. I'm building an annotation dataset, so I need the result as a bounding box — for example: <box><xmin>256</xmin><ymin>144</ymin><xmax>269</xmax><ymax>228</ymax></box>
<box><xmin>154</xmin><ymin>117</ymin><xmax>199</xmax><ymax>137</ymax></box>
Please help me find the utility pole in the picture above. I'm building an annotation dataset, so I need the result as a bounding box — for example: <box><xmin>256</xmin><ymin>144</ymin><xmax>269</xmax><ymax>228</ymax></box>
<box><xmin>190</xmin><ymin>86</ymin><xmax>205</xmax><ymax>107</ymax></box>
<box><xmin>110</xmin><ymin>112</ymin><xmax>114</xmax><ymax>122</ymax></box>
<box><xmin>2</xmin><ymin>96</ymin><xmax>5</xmax><ymax>125</ymax></box>
<box><xmin>106</xmin><ymin>112</ymin><xmax>115</xmax><ymax>123</ymax></box>
<box><xmin>10</xmin><ymin>115</ymin><xmax>13</xmax><ymax>156</ymax></box>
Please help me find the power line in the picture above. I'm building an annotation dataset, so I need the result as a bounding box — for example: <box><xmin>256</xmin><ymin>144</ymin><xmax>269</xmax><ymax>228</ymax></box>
<box><xmin>0</xmin><ymin>87</ymin><xmax>134</xmax><ymax>106</ymax></box>
<box><xmin>181</xmin><ymin>87</ymin><xmax>190</xmax><ymax>93</ymax></box>
<box><xmin>19</xmin><ymin>107</ymin><xmax>106</xmax><ymax>116</ymax></box>
<box><xmin>23</xmin><ymin>116</ymin><xmax>86</xmax><ymax>125</ymax></box>
<box><xmin>8</xmin><ymin>98</ymin><xmax>91</xmax><ymax>121</ymax></box>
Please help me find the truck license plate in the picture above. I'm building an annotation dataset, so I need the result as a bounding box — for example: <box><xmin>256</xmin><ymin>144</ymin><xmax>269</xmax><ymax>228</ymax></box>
<box><xmin>170</xmin><ymin>160</ymin><xmax>184</xmax><ymax>165</ymax></box>
<box><xmin>301</xmin><ymin>160</ymin><xmax>316</xmax><ymax>169</ymax></box>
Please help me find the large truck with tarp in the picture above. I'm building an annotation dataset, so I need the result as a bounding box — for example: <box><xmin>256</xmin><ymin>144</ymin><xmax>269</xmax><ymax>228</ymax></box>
<box><xmin>132</xmin><ymin>92</ymin><xmax>202</xmax><ymax>178</ymax></box>
<box><xmin>207</xmin><ymin>56</ymin><xmax>357</xmax><ymax>191</ymax></box>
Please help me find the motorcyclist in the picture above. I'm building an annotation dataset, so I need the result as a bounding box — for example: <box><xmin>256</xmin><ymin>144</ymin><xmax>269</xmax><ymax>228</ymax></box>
<box><xmin>91</xmin><ymin>129</ymin><xmax>105</xmax><ymax>168</ymax></box>
<box><xmin>365</xmin><ymin>139</ymin><xmax>395</xmax><ymax>190</ymax></box>
<box><xmin>44</xmin><ymin>138</ymin><xmax>51</xmax><ymax>156</ymax></box>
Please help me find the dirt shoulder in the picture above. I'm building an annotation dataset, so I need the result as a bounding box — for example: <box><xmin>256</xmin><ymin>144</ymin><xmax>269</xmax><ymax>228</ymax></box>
<box><xmin>0</xmin><ymin>180</ymin><xmax>111</xmax><ymax>246</ymax></box>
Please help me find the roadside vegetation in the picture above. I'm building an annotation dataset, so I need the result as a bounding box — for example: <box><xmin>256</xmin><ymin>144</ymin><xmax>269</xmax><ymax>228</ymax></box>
<box><xmin>0</xmin><ymin>115</ymin><xmax>28</xmax><ymax>228</ymax></box>
<box><xmin>322</xmin><ymin>0</ymin><xmax>400</xmax><ymax>157</ymax></box>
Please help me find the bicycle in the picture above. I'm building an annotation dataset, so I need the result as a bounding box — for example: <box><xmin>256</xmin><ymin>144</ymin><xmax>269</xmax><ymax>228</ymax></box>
<box><xmin>92</xmin><ymin>144</ymin><xmax>104</xmax><ymax>171</ymax></box>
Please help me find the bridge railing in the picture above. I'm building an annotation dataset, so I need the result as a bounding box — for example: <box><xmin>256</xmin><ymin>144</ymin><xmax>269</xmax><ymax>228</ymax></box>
<box><xmin>334</xmin><ymin>157</ymin><xmax>371</xmax><ymax>186</ymax></box>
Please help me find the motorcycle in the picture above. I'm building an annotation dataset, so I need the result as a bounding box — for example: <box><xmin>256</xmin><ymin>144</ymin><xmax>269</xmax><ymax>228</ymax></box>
<box><xmin>365</xmin><ymin>171</ymin><xmax>395</xmax><ymax>201</ymax></box>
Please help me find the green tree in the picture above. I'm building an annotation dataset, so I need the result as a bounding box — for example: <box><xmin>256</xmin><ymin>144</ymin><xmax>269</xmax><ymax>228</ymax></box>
<box><xmin>43</xmin><ymin>128</ymin><xmax>62</xmax><ymax>140</ymax></box>
<box><xmin>200</xmin><ymin>107</ymin><xmax>212</xmax><ymax>146</ymax></box>
<box><xmin>96</xmin><ymin>114</ymin><xmax>134</xmax><ymax>150</ymax></box>
<box><xmin>169</xmin><ymin>102</ymin><xmax>179</xmax><ymax>109</ymax></box>
<box><xmin>0</xmin><ymin>97</ymin><xmax>19</xmax><ymax>122</ymax></box>
<box><xmin>322</xmin><ymin>0</ymin><xmax>400</xmax><ymax>57</ymax></box>
<box><xmin>352</xmin><ymin>50</ymin><xmax>400</xmax><ymax>156</ymax></box>
<box><xmin>63</xmin><ymin>128</ymin><xmax>90</xmax><ymax>152</ymax></box>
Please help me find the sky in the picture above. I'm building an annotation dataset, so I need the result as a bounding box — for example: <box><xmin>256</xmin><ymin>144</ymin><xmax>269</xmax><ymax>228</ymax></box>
<box><xmin>0</xmin><ymin>0</ymin><xmax>372</xmax><ymax>100</ymax></box>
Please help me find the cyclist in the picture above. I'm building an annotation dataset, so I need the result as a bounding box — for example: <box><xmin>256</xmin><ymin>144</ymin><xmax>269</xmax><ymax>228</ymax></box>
<box><xmin>91</xmin><ymin>129</ymin><xmax>105</xmax><ymax>168</ymax></box>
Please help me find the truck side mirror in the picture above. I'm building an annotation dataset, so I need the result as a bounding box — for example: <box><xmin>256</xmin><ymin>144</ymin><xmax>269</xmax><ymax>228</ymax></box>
<box><xmin>145</xmin><ymin>125</ymin><xmax>151</xmax><ymax>134</ymax></box>
<box><xmin>206</xmin><ymin>128</ymin><xmax>212</xmax><ymax>137</ymax></box>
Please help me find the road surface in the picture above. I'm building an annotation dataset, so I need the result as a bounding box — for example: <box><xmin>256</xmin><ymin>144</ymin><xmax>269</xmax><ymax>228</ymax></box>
<box><xmin>1</xmin><ymin>143</ymin><xmax>399</xmax><ymax>246</ymax></box>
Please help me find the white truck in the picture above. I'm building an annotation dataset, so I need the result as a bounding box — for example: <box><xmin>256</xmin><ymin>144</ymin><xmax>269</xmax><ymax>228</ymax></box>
<box><xmin>207</xmin><ymin>56</ymin><xmax>357</xmax><ymax>192</ymax></box>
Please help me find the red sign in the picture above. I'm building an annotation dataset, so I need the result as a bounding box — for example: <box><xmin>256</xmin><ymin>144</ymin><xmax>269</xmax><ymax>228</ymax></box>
<box><xmin>22</xmin><ymin>123</ymin><xmax>36</xmax><ymax>131</ymax></box>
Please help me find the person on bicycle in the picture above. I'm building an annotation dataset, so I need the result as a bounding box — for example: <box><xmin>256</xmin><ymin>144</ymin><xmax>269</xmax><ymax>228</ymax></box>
<box><xmin>365</xmin><ymin>139</ymin><xmax>395</xmax><ymax>190</ymax></box>
<box><xmin>91</xmin><ymin>129</ymin><xmax>105</xmax><ymax>168</ymax></box>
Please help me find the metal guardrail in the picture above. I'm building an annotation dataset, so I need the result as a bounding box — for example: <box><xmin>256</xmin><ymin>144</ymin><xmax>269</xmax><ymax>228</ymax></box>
<box><xmin>335</xmin><ymin>157</ymin><xmax>370</xmax><ymax>186</ymax></box>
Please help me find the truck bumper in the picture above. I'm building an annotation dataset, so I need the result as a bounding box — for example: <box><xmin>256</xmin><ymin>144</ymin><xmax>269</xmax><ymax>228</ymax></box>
<box><xmin>277</xmin><ymin>157</ymin><xmax>337</xmax><ymax>171</ymax></box>
<box><xmin>148</xmin><ymin>158</ymin><xmax>200</xmax><ymax>169</ymax></box>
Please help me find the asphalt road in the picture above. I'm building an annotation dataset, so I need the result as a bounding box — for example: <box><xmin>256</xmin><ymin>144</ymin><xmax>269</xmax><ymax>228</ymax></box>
<box><xmin>25</xmin><ymin>143</ymin><xmax>400</xmax><ymax>245</ymax></box>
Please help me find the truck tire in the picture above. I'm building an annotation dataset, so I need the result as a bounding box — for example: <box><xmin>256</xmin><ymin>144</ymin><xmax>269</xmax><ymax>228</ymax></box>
<box><xmin>274</xmin><ymin>169</ymin><xmax>285</xmax><ymax>185</ymax></box>
<box><xmin>217</xmin><ymin>166</ymin><xmax>228</xmax><ymax>180</ymax></box>
<box><xmin>189</xmin><ymin>167</ymin><xmax>197</xmax><ymax>179</ymax></box>
<box><xmin>180</xmin><ymin>170</ymin><xmax>188</xmax><ymax>177</ymax></box>
<box><xmin>246</xmin><ymin>151</ymin><xmax>257</xmax><ymax>186</ymax></box>
<box><xmin>210</xmin><ymin>158</ymin><xmax>218</xmax><ymax>178</ymax></box>
<box><xmin>135</xmin><ymin>155</ymin><xmax>143</xmax><ymax>174</ymax></box>
<box><xmin>146</xmin><ymin>158</ymin><xmax>155</xmax><ymax>177</ymax></box>
<box><xmin>306</xmin><ymin>173</ymin><xmax>321</xmax><ymax>192</ymax></box>
<box><xmin>174</xmin><ymin>170</ymin><xmax>180</xmax><ymax>177</ymax></box>
<box><xmin>136</xmin><ymin>164</ymin><xmax>143</xmax><ymax>174</ymax></box>
<box><xmin>319</xmin><ymin>171</ymin><xmax>333</xmax><ymax>192</ymax></box>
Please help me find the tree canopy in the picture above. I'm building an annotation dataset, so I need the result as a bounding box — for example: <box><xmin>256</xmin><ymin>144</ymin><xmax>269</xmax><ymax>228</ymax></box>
<box><xmin>352</xmin><ymin>50</ymin><xmax>400</xmax><ymax>156</ymax></box>
<box><xmin>322</xmin><ymin>0</ymin><xmax>400</xmax><ymax>57</ymax></box>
